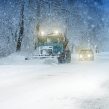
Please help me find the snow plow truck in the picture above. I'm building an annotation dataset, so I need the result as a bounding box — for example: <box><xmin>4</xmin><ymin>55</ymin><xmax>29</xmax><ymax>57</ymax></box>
<box><xmin>34</xmin><ymin>31</ymin><xmax>71</xmax><ymax>63</ymax></box>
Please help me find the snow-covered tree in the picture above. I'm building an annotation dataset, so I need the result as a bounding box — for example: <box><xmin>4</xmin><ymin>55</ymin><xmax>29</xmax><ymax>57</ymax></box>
<box><xmin>16</xmin><ymin>0</ymin><xmax>25</xmax><ymax>51</ymax></box>
<box><xmin>0</xmin><ymin>0</ymin><xmax>108</xmax><ymax>57</ymax></box>
<box><xmin>0</xmin><ymin>0</ymin><xmax>20</xmax><ymax>56</ymax></box>
<box><xmin>67</xmin><ymin>0</ymin><xmax>104</xmax><ymax>52</ymax></box>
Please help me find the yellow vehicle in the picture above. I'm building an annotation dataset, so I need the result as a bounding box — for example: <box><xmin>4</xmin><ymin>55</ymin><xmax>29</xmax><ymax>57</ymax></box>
<box><xmin>79</xmin><ymin>49</ymin><xmax>94</xmax><ymax>61</ymax></box>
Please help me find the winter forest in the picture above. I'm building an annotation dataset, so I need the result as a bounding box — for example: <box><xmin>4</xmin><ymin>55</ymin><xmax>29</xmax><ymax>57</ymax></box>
<box><xmin>1</xmin><ymin>1</ymin><xmax>109</xmax><ymax>109</ymax></box>
<box><xmin>0</xmin><ymin>0</ymin><xmax>109</xmax><ymax>57</ymax></box>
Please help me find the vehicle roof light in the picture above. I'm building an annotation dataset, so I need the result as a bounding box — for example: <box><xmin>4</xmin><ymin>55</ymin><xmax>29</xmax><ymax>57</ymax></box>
<box><xmin>54</xmin><ymin>30</ymin><xmax>59</xmax><ymax>35</ymax></box>
<box><xmin>40</xmin><ymin>31</ymin><xmax>45</xmax><ymax>36</ymax></box>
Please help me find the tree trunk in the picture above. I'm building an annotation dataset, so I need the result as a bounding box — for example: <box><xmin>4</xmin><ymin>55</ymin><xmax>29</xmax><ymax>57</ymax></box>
<box><xmin>16</xmin><ymin>0</ymin><xmax>24</xmax><ymax>51</ymax></box>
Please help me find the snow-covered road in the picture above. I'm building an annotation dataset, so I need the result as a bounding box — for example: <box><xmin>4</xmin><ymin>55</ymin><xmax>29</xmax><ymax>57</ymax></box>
<box><xmin>0</xmin><ymin>52</ymin><xmax>109</xmax><ymax>109</ymax></box>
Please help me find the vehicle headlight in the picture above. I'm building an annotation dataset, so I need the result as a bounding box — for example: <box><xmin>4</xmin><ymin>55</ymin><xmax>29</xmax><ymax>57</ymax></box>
<box><xmin>80</xmin><ymin>54</ymin><xmax>83</xmax><ymax>58</ymax></box>
<box><xmin>40</xmin><ymin>31</ymin><xmax>45</xmax><ymax>36</ymax></box>
<box><xmin>87</xmin><ymin>54</ymin><xmax>91</xmax><ymax>58</ymax></box>
<box><xmin>54</xmin><ymin>30</ymin><xmax>59</xmax><ymax>35</ymax></box>
<box><xmin>42</xmin><ymin>50</ymin><xmax>47</xmax><ymax>55</ymax></box>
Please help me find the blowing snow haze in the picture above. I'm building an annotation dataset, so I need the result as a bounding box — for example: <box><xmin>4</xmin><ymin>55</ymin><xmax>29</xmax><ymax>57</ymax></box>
<box><xmin>0</xmin><ymin>0</ymin><xmax>109</xmax><ymax>56</ymax></box>
<box><xmin>1</xmin><ymin>1</ymin><xmax>109</xmax><ymax>109</ymax></box>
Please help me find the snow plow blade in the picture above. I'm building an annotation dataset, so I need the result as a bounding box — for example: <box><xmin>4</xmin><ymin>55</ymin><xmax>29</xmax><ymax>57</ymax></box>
<box><xmin>25</xmin><ymin>55</ymin><xmax>59</xmax><ymax>60</ymax></box>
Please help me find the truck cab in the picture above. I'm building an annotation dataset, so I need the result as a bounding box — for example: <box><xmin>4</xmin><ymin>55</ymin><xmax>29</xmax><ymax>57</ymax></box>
<box><xmin>36</xmin><ymin>32</ymin><xmax>71</xmax><ymax>63</ymax></box>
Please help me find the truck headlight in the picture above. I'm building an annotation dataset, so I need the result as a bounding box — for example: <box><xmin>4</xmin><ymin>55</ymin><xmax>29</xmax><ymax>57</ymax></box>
<box><xmin>42</xmin><ymin>50</ymin><xmax>47</xmax><ymax>55</ymax></box>
<box><xmin>54</xmin><ymin>30</ymin><xmax>59</xmax><ymax>35</ymax></box>
<box><xmin>80</xmin><ymin>55</ymin><xmax>83</xmax><ymax>58</ymax></box>
<box><xmin>40</xmin><ymin>31</ymin><xmax>45</xmax><ymax>36</ymax></box>
<box><xmin>87</xmin><ymin>54</ymin><xmax>91</xmax><ymax>58</ymax></box>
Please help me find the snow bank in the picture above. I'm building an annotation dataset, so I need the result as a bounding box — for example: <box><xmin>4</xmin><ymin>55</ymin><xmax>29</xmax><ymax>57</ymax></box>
<box><xmin>0</xmin><ymin>52</ymin><xmax>109</xmax><ymax>109</ymax></box>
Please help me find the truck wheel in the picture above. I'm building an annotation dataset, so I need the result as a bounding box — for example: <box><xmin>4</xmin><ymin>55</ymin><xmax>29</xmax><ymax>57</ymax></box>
<box><xmin>58</xmin><ymin>53</ymin><xmax>65</xmax><ymax>63</ymax></box>
<box><xmin>25</xmin><ymin>57</ymin><xmax>29</xmax><ymax>60</ymax></box>
<box><xmin>65</xmin><ymin>50</ymin><xmax>71</xmax><ymax>63</ymax></box>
